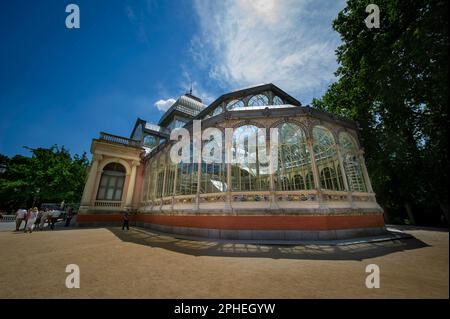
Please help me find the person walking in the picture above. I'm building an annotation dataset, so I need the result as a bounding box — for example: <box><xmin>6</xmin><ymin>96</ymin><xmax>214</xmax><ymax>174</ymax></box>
<box><xmin>15</xmin><ymin>208</ymin><xmax>27</xmax><ymax>231</ymax></box>
<box><xmin>23</xmin><ymin>208</ymin><xmax>30</xmax><ymax>230</ymax></box>
<box><xmin>39</xmin><ymin>208</ymin><xmax>50</xmax><ymax>230</ymax></box>
<box><xmin>64</xmin><ymin>206</ymin><xmax>73</xmax><ymax>227</ymax></box>
<box><xmin>34</xmin><ymin>209</ymin><xmax>43</xmax><ymax>231</ymax></box>
<box><xmin>122</xmin><ymin>212</ymin><xmax>130</xmax><ymax>230</ymax></box>
<box><xmin>24</xmin><ymin>207</ymin><xmax>38</xmax><ymax>233</ymax></box>
<box><xmin>50</xmin><ymin>209</ymin><xmax>61</xmax><ymax>230</ymax></box>
<box><xmin>50</xmin><ymin>209</ymin><xmax>60</xmax><ymax>230</ymax></box>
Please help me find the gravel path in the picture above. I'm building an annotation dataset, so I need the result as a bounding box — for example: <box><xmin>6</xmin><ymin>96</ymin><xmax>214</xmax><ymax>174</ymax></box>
<box><xmin>0</xmin><ymin>225</ymin><xmax>447</xmax><ymax>298</ymax></box>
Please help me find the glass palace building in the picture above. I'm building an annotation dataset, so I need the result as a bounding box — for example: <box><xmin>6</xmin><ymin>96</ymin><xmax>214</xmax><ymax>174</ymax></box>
<box><xmin>78</xmin><ymin>84</ymin><xmax>386</xmax><ymax>240</ymax></box>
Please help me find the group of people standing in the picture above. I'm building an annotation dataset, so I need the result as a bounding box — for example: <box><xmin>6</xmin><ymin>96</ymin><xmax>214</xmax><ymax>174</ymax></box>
<box><xmin>15</xmin><ymin>206</ymin><xmax>74</xmax><ymax>233</ymax></box>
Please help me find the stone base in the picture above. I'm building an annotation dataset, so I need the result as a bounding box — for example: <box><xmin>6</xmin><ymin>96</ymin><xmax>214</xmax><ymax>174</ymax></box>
<box><xmin>134</xmin><ymin>221</ymin><xmax>387</xmax><ymax>240</ymax></box>
<box><xmin>77</xmin><ymin>212</ymin><xmax>386</xmax><ymax>241</ymax></box>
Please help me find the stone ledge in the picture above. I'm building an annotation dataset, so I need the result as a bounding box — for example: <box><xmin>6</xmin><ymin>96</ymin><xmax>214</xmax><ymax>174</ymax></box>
<box><xmin>137</xmin><ymin>208</ymin><xmax>384</xmax><ymax>216</ymax></box>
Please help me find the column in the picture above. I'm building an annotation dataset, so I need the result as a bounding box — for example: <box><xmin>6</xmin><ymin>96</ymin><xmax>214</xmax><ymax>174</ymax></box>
<box><xmin>195</xmin><ymin>150</ymin><xmax>202</xmax><ymax>211</ymax></box>
<box><xmin>171</xmin><ymin>164</ymin><xmax>178</xmax><ymax>210</ymax></box>
<box><xmin>336</xmin><ymin>143</ymin><xmax>354</xmax><ymax>208</ymax></box>
<box><xmin>80</xmin><ymin>154</ymin><xmax>103</xmax><ymax>207</ymax></box>
<box><xmin>194</xmin><ymin>121</ymin><xmax>202</xmax><ymax>211</ymax></box>
<box><xmin>125</xmin><ymin>160</ymin><xmax>140</xmax><ymax>208</ymax></box>
<box><xmin>160</xmin><ymin>166</ymin><xmax>167</xmax><ymax>210</ymax></box>
<box><xmin>336</xmin><ymin>144</ymin><xmax>350</xmax><ymax>191</ymax></box>
<box><xmin>268</xmin><ymin>130</ymin><xmax>278</xmax><ymax>209</ymax></box>
<box><xmin>358</xmin><ymin>150</ymin><xmax>374</xmax><ymax>193</ymax></box>
<box><xmin>307</xmin><ymin>139</ymin><xmax>321</xmax><ymax>190</ymax></box>
<box><xmin>224</xmin><ymin>129</ymin><xmax>232</xmax><ymax>212</ymax></box>
<box><xmin>225</xmin><ymin>162</ymin><xmax>232</xmax><ymax>211</ymax></box>
<box><xmin>307</xmin><ymin>138</ymin><xmax>326</xmax><ymax>208</ymax></box>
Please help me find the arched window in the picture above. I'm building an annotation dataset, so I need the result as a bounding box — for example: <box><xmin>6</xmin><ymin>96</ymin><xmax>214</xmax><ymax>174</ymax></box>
<box><xmin>226</xmin><ymin>99</ymin><xmax>244</xmax><ymax>110</ymax></box>
<box><xmin>273</xmin><ymin>96</ymin><xmax>284</xmax><ymax>105</ymax></box>
<box><xmin>231</xmin><ymin>125</ymin><xmax>267</xmax><ymax>191</ymax></box>
<box><xmin>96</xmin><ymin>163</ymin><xmax>126</xmax><ymax>201</ymax></box>
<box><xmin>339</xmin><ymin>132</ymin><xmax>367</xmax><ymax>192</ymax></box>
<box><xmin>248</xmin><ymin>94</ymin><xmax>269</xmax><ymax>107</ymax></box>
<box><xmin>276</xmin><ymin>122</ymin><xmax>312</xmax><ymax>191</ymax></box>
<box><xmin>313</xmin><ymin>126</ymin><xmax>344</xmax><ymax>191</ymax></box>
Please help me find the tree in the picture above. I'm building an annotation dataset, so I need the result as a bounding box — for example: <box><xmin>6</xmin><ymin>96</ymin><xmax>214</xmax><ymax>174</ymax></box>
<box><xmin>0</xmin><ymin>146</ymin><xmax>89</xmax><ymax>212</ymax></box>
<box><xmin>312</xmin><ymin>0</ymin><xmax>448</xmax><ymax>224</ymax></box>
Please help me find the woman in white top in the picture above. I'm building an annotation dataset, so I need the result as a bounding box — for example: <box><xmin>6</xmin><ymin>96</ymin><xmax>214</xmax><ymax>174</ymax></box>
<box><xmin>25</xmin><ymin>207</ymin><xmax>38</xmax><ymax>233</ymax></box>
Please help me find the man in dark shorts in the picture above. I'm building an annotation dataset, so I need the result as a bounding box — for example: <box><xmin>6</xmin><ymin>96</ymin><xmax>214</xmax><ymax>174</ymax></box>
<box><xmin>65</xmin><ymin>206</ymin><xmax>73</xmax><ymax>227</ymax></box>
<box><xmin>122</xmin><ymin>212</ymin><xmax>129</xmax><ymax>230</ymax></box>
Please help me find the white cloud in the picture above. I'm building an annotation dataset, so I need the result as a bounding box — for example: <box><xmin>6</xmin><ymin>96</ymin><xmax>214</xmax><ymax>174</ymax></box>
<box><xmin>191</xmin><ymin>0</ymin><xmax>346</xmax><ymax>103</ymax></box>
<box><xmin>154</xmin><ymin>98</ymin><xmax>176</xmax><ymax>112</ymax></box>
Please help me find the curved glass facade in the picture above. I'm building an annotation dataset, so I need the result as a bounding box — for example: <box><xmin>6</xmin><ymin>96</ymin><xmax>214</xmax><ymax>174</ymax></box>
<box><xmin>83</xmin><ymin>84</ymin><xmax>382</xmax><ymax>238</ymax></box>
<box><xmin>141</xmin><ymin>124</ymin><xmax>369</xmax><ymax>204</ymax></box>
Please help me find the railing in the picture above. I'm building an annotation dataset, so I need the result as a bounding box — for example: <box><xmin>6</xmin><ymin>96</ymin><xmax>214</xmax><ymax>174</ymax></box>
<box><xmin>0</xmin><ymin>215</ymin><xmax>15</xmax><ymax>222</ymax></box>
<box><xmin>94</xmin><ymin>200</ymin><xmax>123</xmax><ymax>208</ymax></box>
<box><xmin>99</xmin><ymin>132</ymin><xmax>141</xmax><ymax>148</ymax></box>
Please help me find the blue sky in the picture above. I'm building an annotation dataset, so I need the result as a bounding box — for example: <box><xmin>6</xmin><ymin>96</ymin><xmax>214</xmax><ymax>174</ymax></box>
<box><xmin>0</xmin><ymin>0</ymin><xmax>346</xmax><ymax>158</ymax></box>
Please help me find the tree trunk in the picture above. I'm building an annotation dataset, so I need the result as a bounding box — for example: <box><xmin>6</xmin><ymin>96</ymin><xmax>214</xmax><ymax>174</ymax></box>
<box><xmin>404</xmin><ymin>201</ymin><xmax>416</xmax><ymax>225</ymax></box>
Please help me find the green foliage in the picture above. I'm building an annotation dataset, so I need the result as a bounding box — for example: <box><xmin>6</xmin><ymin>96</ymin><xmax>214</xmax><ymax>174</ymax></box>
<box><xmin>0</xmin><ymin>146</ymin><xmax>89</xmax><ymax>212</ymax></box>
<box><xmin>312</xmin><ymin>0</ymin><xmax>448</xmax><ymax>224</ymax></box>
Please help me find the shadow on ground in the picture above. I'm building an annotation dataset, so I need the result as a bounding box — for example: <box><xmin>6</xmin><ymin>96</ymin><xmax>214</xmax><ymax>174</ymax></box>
<box><xmin>387</xmin><ymin>224</ymin><xmax>449</xmax><ymax>233</ymax></box>
<box><xmin>108</xmin><ymin>226</ymin><xmax>429</xmax><ymax>261</ymax></box>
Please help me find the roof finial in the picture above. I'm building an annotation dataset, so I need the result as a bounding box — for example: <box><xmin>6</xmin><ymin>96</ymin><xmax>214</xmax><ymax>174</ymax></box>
<box><xmin>189</xmin><ymin>81</ymin><xmax>193</xmax><ymax>95</ymax></box>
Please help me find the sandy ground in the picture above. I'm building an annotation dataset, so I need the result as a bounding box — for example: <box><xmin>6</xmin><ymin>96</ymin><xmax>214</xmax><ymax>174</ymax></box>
<box><xmin>0</xmin><ymin>223</ymin><xmax>448</xmax><ymax>298</ymax></box>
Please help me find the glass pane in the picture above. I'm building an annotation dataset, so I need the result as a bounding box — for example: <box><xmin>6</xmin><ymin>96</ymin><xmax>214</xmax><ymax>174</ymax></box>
<box><xmin>100</xmin><ymin>176</ymin><xmax>108</xmax><ymax>186</ymax></box>
<box><xmin>114</xmin><ymin>189</ymin><xmax>122</xmax><ymax>201</ymax></box>
<box><xmin>97</xmin><ymin>187</ymin><xmax>106</xmax><ymax>199</ymax></box>
<box><xmin>248</xmin><ymin>94</ymin><xmax>269</xmax><ymax>107</ymax></box>
<box><xmin>313</xmin><ymin>126</ymin><xmax>343</xmax><ymax>191</ymax></box>
<box><xmin>276</xmin><ymin>123</ymin><xmax>311</xmax><ymax>191</ymax></box>
<box><xmin>212</xmin><ymin>106</ymin><xmax>223</xmax><ymax>116</ymax></box>
<box><xmin>116</xmin><ymin>176</ymin><xmax>124</xmax><ymax>188</ymax></box>
<box><xmin>106</xmin><ymin>188</ymin><xmax>114</xmax><ymax>200</ymax></box>
<box><xmin>273</xmin><ymin>96</ymin><xmax>284</xmax><ymax>105</ymax></box>
<box><xmin>107</xmin><ymin>176</ymin><xmax>116</xmax><ymax>187</ymax></box>
<box><xmin>226</xmin><ymin>99</ymin><xmax>244</xmax><ymax>110</ymax></box>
